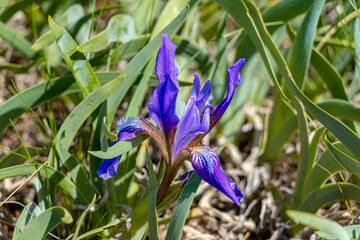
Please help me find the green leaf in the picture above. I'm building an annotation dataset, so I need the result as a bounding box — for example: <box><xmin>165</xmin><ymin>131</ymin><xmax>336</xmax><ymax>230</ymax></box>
<box><xmin>287</xmin><ymin>210</ymin><xmax>350</xmax><ymax>240</ymax></box>
<box><xmin>0</xmin><ymin>164</ymin><xmax>89</xmax><ymax>204</ymax></box>
<box><xmin>317</xmin><ymin>99</ymin><xmax>360</xmax><ymax>122</ymax></box>
<box><xmin>76</xmin><ymin>219</ymin><xmax>123</xmax><ymax>240</ymax></box>
<box><xmin>287</xmin><ymin>0</ymin><xmax>326</xmax><ymax>89</ymax></box>
<box><xmin>147</xmin><ymin>152</ymin><xmax>159</xmax><ymax>240</ymax></box>
<box><xmin>31</xmin><ymin>178</ymin><xmax>49</xmax><ymax>211</ymax></box>
<box><xmin>15</xmin><ymin>206</ymin><xmax>73</xmax><ymax>240</ymax></box>
<box><xmin>223</xmin><ymin>0</ymin><xmax>360</xmax><ymax>162</ymax></box>
<box><xmin>303</xmin><ymin>142</ymin><xmax>352</xmax><ymax>197</ymax></box>
<box><xmin>31</xmin><ymin>4</ymin><xmax>85</xmax><ymax>51</ymax></box>
<box><xmin>13</xmin><ymin>202</ymin><xmax>42</xmax><ymax>240</ymax></box>
<box><xmin>78</xmin><ymin>14</ymin><xmax>136</xmax><ymax>53</ymax></box>
<box><xmin>0</xmin><ymin>21</ymin><xmax>37</xmax><ymax>59</ymax></box>
<box><xmin>317</xmin><ymin>225</ymin><xmax>360</xmax><ymax>240</ymax></box>
<box><xmin>165</xmin><ymin>172</ymin><xmax>201</xmax><ymax>240</ymax></box>
<box><xmin>324</xmin><ymin>137</ymin><xmax>360</xmax><ymax>177</ymax></box>
<box><xmin>72</xmin><ymin>194</ymin><xmax>97</xmax><ymax>240</ymax></box>
<box><xmin>299</xmin><ymin>183</ymin><xmax>360</xmax><ymax>213</ymax></box>
<box><xmin>0</xmin><ymin>146</ymin><xmax>47</xmax><ymax>169</ymax></box>
<box><xmin>49</xmin><ymin>16</ymin><xmax>100</xmax><ymax>96</ymax></box>
<box><xmin>89</xmin><ymin>135</ymin><xmax>148</xmax><ymax>159</ymax></box>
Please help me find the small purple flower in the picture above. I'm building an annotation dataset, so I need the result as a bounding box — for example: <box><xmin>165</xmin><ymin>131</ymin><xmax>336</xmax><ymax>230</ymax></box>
<box><xmin>97</xmin><ymin>33</ymin><xmax>245</xmax><ymax>205</ymax></box>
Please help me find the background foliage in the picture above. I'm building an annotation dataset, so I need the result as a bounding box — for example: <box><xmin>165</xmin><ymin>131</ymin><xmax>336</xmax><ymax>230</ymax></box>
<box><xmin>1</xmin><ymin>0</ymin><xmax>360</xmax><ymax>239</ymax></box>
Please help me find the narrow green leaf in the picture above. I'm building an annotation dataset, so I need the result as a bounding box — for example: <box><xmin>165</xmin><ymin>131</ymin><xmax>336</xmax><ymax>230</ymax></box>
<box><xmin>31</xmin><ymin>178</ymin><xmax>49</xmax><ymax>211</ymax></box>
<box><xmin>72</xmin><ymin>195</ymin><xmax>97</xmax><ymax>240</ymax></box>
<box><xmin>165</xmin><ymin>172</ymin><xmax>201</xmax><ymax>240</ymax></box>
<box><xmin>16</xmin><ymin>206</ymin><xmax>73</xmax><ymax>240</ymax></box>
<box><xmin>13</xmin><ymin>202</ymin><xmax>42</xmax><ymax>240</ymax></box>
<box><xmin>49</xmin><ymin>16</ymin><xmax>100</xmax><ymax>96</ymax></box>
<box><xmin>307</xmin><ymin>127</ymin><xmax>325</xmax><ymax>176</ymax></box>
<box><xmin>287</xmin><ymin>210</ymin><xmax>350</xmax><ymax>240</ymax></box>
<box><xmin>324</xmin><ymin>138</ymin><xmax>360</xmax><ymax>176</ymax></box>
<box><xmin>0</xmin><ymin>146</ymin><xmax>47</xmax><ymax>169</ymax></box>
<box><xmin>287</xmin><ymin>0</ymin><xmax>326</xmax><ymax>89</ymax></box>
<box><xmin>303</xmin><ymin>142</ymin><xmax>351</xmax><ymax>197</ymax></box>
<box><xmin>298</xmin><ymin>183</ymin><xmax>360</xmax><ymax>213</ymax></box>
<box><xmin>0</xmin><ymin>21</ymin><xmax>37</xmax><ymax>59</ymax></box>
<box><xmin>89</xmin><ymin>135</ymin><xmax>148</xmax><ymax>159</ymax></box>
<box><xmin>317</xmin><ymin>99</ymin><xmax>360</xmax><ymax>122</ymax></box>
<box><xmin>147</xmin><ymin>152</ymin><xmax>159</xmax><ymax>240</ymax></box>
<box><xmin>78</xmin><ymin>14</ymin><xmax>136</xmax><ymax>53</ymax></box>
<box><xmin>76</xmin><ymin>219</ymin><xmax>123</xmax><ymax>240</ymax></box>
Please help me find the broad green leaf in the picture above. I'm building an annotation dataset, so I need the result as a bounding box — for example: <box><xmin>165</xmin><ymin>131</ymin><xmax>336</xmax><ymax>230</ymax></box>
<box><xmin>15</xmin><ymin>206</ymin><xmax>73</xmax><ymax>240</ymax></box>
<box><xmin>72</xmin><ymin>195</ymin><xmax>97</xmax><ymax>240</ymax></box>
<box><xmin>0</xmin><ymin>146</ymin><xmax>47</xmax><ymax>169</ymax></box>
<box><xmin>78</xmin><ymin>14</ymin><xmax>136</xmax><ymax>53</ymax></box>
<box><xmin>89</xmin><ymin>135</ymin><xmax>149</xmax><ymax>159</ymax></box>
<box><xmin>49</xmin><ymin>16</ymin><xmax>100</xmax><ymax>96</ymax></box>
<box><xmin>287</xmin><ymin>210</ymin><xmax>350</xmax><ymax>240</ymax></box>
<box><xmin>0</xmin><ymin>164</ymin><xmax>88</xmax><ymax>204</ymax></box>
<box><xmin>147</xmin><ymin>152</ymin><xmax>159</xmax><ymax>240</ymax></box>
<box><xmin>0</xmin><ymin>21</ymin><xmax>37</xmax><ymax>59</ymax></box>
<box><xmin>317</xmin><ymin>225</ymin><xmax>360</xmax><ymax>240</ymax></box>
<box><xmin>165</xmin><ymin>172</ymin><xmax>201</xmax><ymax>240</ymax></box>
<box><xmin>13</xmin><ymin>202</ymin><xmax>42</xmax><ymax>240</ymax></box>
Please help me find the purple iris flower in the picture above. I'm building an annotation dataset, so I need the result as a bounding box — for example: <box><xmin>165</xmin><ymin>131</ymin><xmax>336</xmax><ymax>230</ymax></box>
<box><xmin>97</xmin><ymin>33</ymin><xmax>245</xmax><ymax>206</ymax></box>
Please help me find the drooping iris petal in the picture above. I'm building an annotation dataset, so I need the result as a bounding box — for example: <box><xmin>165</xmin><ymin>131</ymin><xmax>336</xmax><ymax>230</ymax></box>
<box><xmin>210</xmin><ymin>58</ymin><xmax>245</xmax><ymax>129</ymax></box>
<box><xmin>97</xmin><ymin>117</ymin><xmax>166</xmax><ymax>180</ymax></box>
<box><xmin>187</xmin><ymin>145</ymin><xmax>243</xmax><ymax>205</ymax></box>
<box><xmin>148</xmin><ymin>33</ymin><xmax>179</xmax><ymax>147</ymax></box>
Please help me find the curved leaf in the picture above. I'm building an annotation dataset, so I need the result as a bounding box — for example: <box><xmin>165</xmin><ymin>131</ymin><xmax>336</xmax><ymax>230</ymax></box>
<box><xmin>49</xmin><ymin>16</ymin><xmax>100</xmax><ymax>96</ymax></box>
<box><xmin>78</xmin><ymin>14</ymin><xmax>136</xmax><ymax>53</ymax></box>
<box><xmin>287</xmin><ymin>210</ymin><xmax>350</xmax><ymax>240</ymax></box>
<box><xmin>15</xmin><ymin>206</ymin><xmax>73</xmax><ymax>240</ymax></box>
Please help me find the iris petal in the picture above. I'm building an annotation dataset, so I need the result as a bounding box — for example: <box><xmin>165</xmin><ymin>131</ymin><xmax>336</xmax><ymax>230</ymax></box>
<box><xmin>210</xmin><ymin>58</ymin><xmax>245</xmax><ymax>128</ymax></box>
<box><xmin>97</xmin><ymin>117</ymin><xmax>166</xmax><ymax>180</ymax></box>
<box><xmin>172</xmin><ymin>75</ymin><xmax>213</xmax><ymax>155</ymax></box>
<box><xmin>148</xmin><ymin>34</ymin><xmax>179</xmax><ymax>147</ymax></box>
<box><xmin>187</xmin><ymin>145</ymin><xmax>243</xmax><ymax>205</ymax></box>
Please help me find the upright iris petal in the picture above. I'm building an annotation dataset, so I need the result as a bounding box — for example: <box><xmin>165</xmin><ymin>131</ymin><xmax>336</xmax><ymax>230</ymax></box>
<box><xmin>187</xmin><ymin>145</ymin><xmax>243</xmax><ymax>205</ymax></box>
<box><xmin>148</xmin><ymin>34</ymin><xmax>180</xmax><ymax>148</ymax></box>
<box><xmin>172</xmin><ymin>75</ymin><xmax>213</xmax><ymax>155</ymax></box>
<box><xmin>97</xmin><ymin>117</ymin><xmax>166</xmax><ymax>180</ymax></box>
<box><xmin>210</xmin><ymin>58</ymin><xmax>245</xmax><ymax>129</ymax></box>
